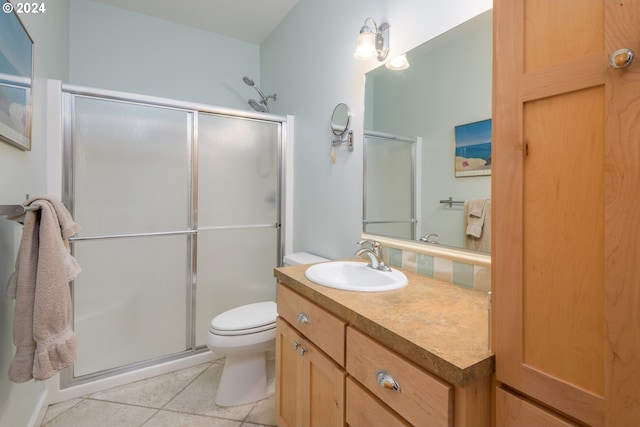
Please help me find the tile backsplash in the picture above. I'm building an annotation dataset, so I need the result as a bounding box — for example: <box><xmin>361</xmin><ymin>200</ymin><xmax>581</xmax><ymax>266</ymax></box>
<box><xmin>385</xmin><ymin>245</ymin><xmax>491</xmax><ymax>293</ymax></box>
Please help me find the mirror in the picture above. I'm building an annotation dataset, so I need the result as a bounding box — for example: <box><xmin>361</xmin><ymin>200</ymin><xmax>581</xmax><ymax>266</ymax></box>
<box><xmin>331</xmin><ymin>103</ymin><xmax>351</xmax><ymax>136</ymax></box>
<box><xmin>0</xmin><ymin>4</ymin><xmax>33</xmax><ymax>151</ymax></box>
<box><xmin>363</xmin><ymin>10</ymin><xmax>492</xmax><ymax>253</ymax></box>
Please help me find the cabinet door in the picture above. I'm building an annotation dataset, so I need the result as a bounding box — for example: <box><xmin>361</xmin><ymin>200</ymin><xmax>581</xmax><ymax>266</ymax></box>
<box><xmin>275</xmin><ymin>317</ymin><xmax>346</xmax><ymax>427</ymax></box>
<box><xmin>276</xmin><ymin>318</ymin><xmax>303</xmax><ymax>427</ymax></box>
<box><xmin>496</xmin><ymin>387</ymin><xmax>579</xmax><ymax>427</ymax></box>
<box><xmin>493</xmin><ymin>1</ymin><xmax>640</xmax><ymax>426</ymax></box>
<box><xmin>301</xmin><ymin>336</ymin><xmax>346</xmax><ymax>427</ymax></box>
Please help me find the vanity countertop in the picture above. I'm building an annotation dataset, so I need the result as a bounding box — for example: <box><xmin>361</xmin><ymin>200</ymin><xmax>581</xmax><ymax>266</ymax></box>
<box><xmin>274</xmin><ymin>262</ymin><xmax>494</xmax><ymax>388</ymax></box>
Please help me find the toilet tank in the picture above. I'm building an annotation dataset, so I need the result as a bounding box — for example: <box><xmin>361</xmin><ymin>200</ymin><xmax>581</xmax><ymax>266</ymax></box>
<box><xmin>283</xmin><ymin>252</ymin><xmax>330</xmax><ymax>266</ymax></box>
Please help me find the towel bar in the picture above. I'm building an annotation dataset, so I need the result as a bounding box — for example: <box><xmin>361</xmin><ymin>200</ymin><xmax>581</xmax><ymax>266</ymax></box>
<box><xmin>0</xmin><ymin>205</ymin><xmax>40</xmax><ymax>216</ymax></box>
<box><xmin>439</xmin><ymin>197</ymin><xmax>465</xmax><ymax>208</ymax></box>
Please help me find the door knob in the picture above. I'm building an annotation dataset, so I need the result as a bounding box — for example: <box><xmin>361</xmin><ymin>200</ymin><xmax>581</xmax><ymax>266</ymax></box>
<box><xmin>609</xmin><ymin>48</ymin><xmax>634</xmax><ymax>69</ymax></box>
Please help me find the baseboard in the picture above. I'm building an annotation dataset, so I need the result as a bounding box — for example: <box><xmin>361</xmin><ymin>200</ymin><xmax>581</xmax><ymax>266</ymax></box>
<box><xmin>29</xmin><ymin>389</ymin><xmax>48</xmax><ymax>427</ymax></box>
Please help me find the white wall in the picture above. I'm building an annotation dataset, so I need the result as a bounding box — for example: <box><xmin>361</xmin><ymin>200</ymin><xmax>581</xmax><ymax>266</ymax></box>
<box><xmin>0</xmin><ymin>3</ymin><xmax>70</xmax><ymax>426</ymax></box>
<box><xmin>261</xmin><ymin>0</ymin><xmax>492</xmax><ymax>260</ymax></box>
<box><xmin>68</xmin><ymin>0</ymin><xmax>261</xmax><ymax>109</ymax></box>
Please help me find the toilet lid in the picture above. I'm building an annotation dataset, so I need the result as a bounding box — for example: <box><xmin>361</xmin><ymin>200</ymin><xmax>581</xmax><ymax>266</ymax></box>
<box><xmin>210</xmin><ymin>301</ymin><xmax>277</xmax><ymax>333</ymax></box>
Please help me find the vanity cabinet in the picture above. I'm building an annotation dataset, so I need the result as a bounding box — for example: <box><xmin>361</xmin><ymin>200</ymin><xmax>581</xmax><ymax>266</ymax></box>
<box><xmin>275</xmin><ymin>279</ymin><xmax>491</xmax><ymax>427</ymax></box>
<box><xmin>493</xmin><ymin>1</ymin><xmax>640</xmax><ymax>426</ymax></box>
<box><xmin>275</xmin><ymin>284</ymin><xmax>347</xmax><ymax>427</ymax></box>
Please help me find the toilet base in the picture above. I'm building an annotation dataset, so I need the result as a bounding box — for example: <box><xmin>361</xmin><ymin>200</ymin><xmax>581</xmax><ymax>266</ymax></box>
<box><xmin>215</xmin><ymin>352</ymin><xmax>274</xmax><ymax>406</ymax></box>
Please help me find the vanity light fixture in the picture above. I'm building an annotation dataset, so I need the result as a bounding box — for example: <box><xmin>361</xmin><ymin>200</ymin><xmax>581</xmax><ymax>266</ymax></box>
<box><xmin>385</xmin><ymin>54</ymin><xmax>410</xmax><ymax>70</ymax></box>
<box><xmin>354</xmin><ymin>18</ymin><xmax>390</xmax><ymax>61</ymax></box>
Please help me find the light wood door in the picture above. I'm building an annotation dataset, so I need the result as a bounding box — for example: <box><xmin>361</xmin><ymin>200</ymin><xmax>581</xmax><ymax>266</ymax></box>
<box><xmin>275</xmin><ymin>317</ymin><xmax>346</xmax><ymax>427</ymax></box>
<box><xmin>301</xmin><ymin>335</ymin><xmax>346</xmax><ymax>427</ymax></box>
<box><xmin>276</xmin><ymin>317</ymin><xmax>303</xmax><ymax>427</ymax></box>
<box><xmin>493</xmin><ymin>1</ymin><xmax>640</xmax><ymax>426</ymax></box>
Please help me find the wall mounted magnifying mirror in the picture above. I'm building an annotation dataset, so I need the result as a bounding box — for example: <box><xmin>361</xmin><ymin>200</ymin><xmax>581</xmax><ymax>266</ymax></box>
<box><xmin>363</xmin><ymin>10</ymin><xmax>492</xmax><ymax>254</ymax></box>
<box><xmin>331</xmin><ymin>103</ymin><xmax>351</xmax><ymax>137</ymax></box>
<box><xmin>330</xmin><ymin>103</ymin><xmax>353</xmax><ymax>157</ymax></box>
<box><xmin>0</xmin><ymin>6</ymin><xmax>33</xmax><ymax>151</ymax></box>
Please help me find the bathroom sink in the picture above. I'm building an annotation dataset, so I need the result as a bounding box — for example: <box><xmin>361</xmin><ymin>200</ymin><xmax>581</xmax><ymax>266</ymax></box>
<box><xmin>304</xmin><ymin>261</ymin><xmax>408</xmax><ymax>292</ymax></box>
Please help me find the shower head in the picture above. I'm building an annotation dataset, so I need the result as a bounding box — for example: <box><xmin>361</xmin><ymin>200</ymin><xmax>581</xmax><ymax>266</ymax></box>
<box><xmin>242</xmin><ymin>76</ymin><xmax>277</xmax><ymax>113</ymax></box>
<box><xmin>249</xmin><ymin>99</ymin><xmax>269</xmax><ymax>113</ymax></box>
<box><xmin>243</xmin><ymin>76</ymin><xmax>255</xmax><ymax>86</ymax></box>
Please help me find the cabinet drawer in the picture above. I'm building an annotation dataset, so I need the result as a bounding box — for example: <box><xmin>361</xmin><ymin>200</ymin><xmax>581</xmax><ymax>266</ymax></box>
<box><xmin>346</xmin><ymin>377</ymin><xmax>411</xmax><ymax>427</ymax></box>
<box><xmin>496</xmin><ymin>386</ymin><xmax>580</xmax><ymax>427</ymax></box>
<box><xmin>277</xmin><ymin>283</ymin><xmax>346</xmax><ymax>366</ymax></box>
<box><xmin>347</xmin><ymin>327</ymin><xmax>453</xmax><ymax>427</ymax></box>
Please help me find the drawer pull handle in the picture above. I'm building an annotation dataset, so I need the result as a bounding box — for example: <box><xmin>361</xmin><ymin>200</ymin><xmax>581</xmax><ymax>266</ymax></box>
<box><xmin>376</xmin><ymin>369</ymin><xmax>401</xmax><ymax>392</ymax></box>
<box><xmin>297</xmin><ymin>312</ymin><xmax>310</xmax><ymax>324</ymax></box>
<box><xmin>293</xmin><ymin>341</ymin><xmax>301</xmax><ymax>350</ymax></box>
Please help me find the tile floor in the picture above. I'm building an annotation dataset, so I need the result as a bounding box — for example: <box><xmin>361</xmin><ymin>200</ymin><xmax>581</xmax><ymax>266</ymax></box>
<box><xmin>41</xmin><ymin>359</ymin><xmax>277</xmax><ymax>427</ymax></box>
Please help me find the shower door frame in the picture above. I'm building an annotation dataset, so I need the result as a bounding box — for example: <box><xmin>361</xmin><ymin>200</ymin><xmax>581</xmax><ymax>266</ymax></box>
<box><xmin>60</xmin><ymin>84</ymin><xmax>289</xmax><ymax>389</ymax></box>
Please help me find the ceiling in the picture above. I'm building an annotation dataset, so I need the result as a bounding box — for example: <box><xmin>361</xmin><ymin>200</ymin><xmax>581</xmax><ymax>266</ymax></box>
<box><xmin>92</xmin><ymin>0</ymin><xmax>298</xmax><ymax>44</ymax></box>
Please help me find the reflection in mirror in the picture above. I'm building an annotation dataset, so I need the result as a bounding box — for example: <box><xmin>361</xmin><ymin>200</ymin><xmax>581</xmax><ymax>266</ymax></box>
<box><xmin>363</xmin><ymin>10</ymin><xmax>492</xmax><ymax>253</ymax></box>
<box><xmin>331</xmin><ymin>102</ymin><xmax>351</xmax><ymax>136</ymax></box>
<box><xmin>0</xmin><ymin>7</ymin><xmax>33</xmax><ymax>150</ymax></box>
<box><xmin>363</xmin><ymin>132</ymin><xmax>418</xmax><ymax>240</ymax></box>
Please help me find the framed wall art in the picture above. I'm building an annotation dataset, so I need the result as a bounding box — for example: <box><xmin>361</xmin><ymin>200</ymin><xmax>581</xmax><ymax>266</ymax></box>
<box><xmin>454</xmin><ymin>118</ymin><xmax>491</xmax><ymax>177</ymax></box>
<box><xmin>0</xmin><ymin>3</ymin><xmax>33</xmax><ymax>151</ymax></box>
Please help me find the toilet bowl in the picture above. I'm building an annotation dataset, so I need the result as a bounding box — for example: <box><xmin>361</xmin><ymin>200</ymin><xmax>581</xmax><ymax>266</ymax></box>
<box><xmin>206</xmin><ymin>301</ymin><xmax>277</xmax><ymax>406</ymax></box>
<box><xmin>206</xmin><ymin>252</ymin><xmax>329</xmax><ymax>407</ymax></box>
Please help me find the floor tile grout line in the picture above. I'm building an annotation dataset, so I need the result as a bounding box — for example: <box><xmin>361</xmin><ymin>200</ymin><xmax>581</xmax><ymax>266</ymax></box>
<box><xmin>41</xmin><ymin>398</ymin><xmax>85</xmax><ymax>426</ymax></box>
<box><xmin>157</xmin><ymin>360</ymin><xmax>218</xmax><ymax>411</ymax></box>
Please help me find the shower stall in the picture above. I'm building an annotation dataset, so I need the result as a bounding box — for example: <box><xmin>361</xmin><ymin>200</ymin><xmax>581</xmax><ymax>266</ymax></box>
<box><xmin>60</xmin><ymin>85</ymin><xmax>288</xmax><ymax>388</ymax></box>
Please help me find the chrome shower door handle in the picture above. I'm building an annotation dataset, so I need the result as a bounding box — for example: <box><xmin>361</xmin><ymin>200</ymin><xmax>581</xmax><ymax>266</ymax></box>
<box><xmin>610</xmin><ymin>48</ymin><xmax>634</xmax><ymax>69</ymax></box>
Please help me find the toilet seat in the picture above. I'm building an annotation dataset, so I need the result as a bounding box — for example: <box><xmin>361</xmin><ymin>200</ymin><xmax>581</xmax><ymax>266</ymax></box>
<box><xmin>209</xmin><ymin>301</ymin><xmax>276</xmax><ymax>336</ymax></box>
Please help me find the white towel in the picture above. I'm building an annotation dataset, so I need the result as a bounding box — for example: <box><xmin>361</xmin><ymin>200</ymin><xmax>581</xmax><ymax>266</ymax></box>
<box><xmin>465</xmin><ymin>198</ymin><xmax>488</xmax><ymax>238</ymax></box>
<box><xmin>464</xmin><ymin>199</ymin><xmax>491</xmax><ymax>253</ymax></box>
<box><xmin>6</xmin><ymin>196</ymin><xmax>81</xmax><ymax>382</ymax></box>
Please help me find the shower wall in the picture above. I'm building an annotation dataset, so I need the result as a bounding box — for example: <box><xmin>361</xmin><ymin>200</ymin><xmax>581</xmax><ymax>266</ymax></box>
<box><xmin>63</xmin><ymin>87</ymin><xmax>284</xmax><ymax>385</ymax></box>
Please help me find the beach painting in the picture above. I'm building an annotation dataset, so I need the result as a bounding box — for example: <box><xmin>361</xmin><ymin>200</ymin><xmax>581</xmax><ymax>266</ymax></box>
<box><xmin>454</xmin><ymin>119</ymin><xmax>491</xmax><ymax>177</ymax></box>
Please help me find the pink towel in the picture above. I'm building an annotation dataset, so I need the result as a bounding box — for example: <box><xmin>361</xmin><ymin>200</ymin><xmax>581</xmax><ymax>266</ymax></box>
<box><xmin>6</xmin><ymin>196</ymin><xmax>81</xmax><ymax>382</ymax></box>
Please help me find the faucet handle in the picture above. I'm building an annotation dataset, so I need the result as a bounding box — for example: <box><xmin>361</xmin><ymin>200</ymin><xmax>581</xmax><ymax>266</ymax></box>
<box><xmin>357</xmin><ymin>239</ymin><xmax>381</xmax><ymax>249</ymax></box>
<box><xmin>357</xmin><ymin>239</ymin><xmax>372</xmax><ymax>248</ymax></box>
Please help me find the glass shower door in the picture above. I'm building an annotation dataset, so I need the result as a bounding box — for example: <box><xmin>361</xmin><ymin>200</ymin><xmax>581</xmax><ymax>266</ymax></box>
<box><xmin>66</xmin><ymin>96</ymin><xmax>193</xmax><ymax>378</ymax></box>
<box><xmin>195</xmin><ymin>114</ymin><xmax>280</xmax><ymax>347</ymax></box>
<box><xmin>363</xmin><ymin>134</ymin><xmax>416</xmax><ymax>240</ymax></box>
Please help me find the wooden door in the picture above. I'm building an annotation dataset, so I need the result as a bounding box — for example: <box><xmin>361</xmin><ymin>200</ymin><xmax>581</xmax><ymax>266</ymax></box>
<box><xmin>493</xmin><ymin>1</ymin><xmax>640</xmax><ymax>426</ymax></box>
<box><xmin>275</xmin><ymin>317</ymin><xmax>346</xmax><ymax>427</ymax></box>
<box><xmin>301</xmin><ymin>339</ymin><xmax>346</xmax><ymax>427</ymax></box>
<box><xmin>275</xmin><ymin>317</ymin><xmax>304</xmax><ymax>427</ymax></box>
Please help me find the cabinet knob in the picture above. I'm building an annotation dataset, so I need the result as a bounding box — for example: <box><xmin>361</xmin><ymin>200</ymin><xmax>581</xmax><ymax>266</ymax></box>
<box><xmin>609</xmin><ymin>48</ymin><xmax>634</xmax><ymax>69</ymax></box>
<box><xmin>375</xmin><ymin>369</ymin><xmax>401</xmax><ymax>392</ymax></box>
<box><xmin>297</xmin><ymin>312</ymin><xmax>310</xmax><ymax>324</ymax></box>
<box><xmin>292</xmin><ymin>341</ymin><xmax>307</xmax><ymax>356</ymax></box>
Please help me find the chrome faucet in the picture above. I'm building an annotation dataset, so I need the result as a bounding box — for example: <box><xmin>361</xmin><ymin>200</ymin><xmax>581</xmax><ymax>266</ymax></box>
<box><xmin>419</xmin><ymin>233</ymin><xmax>439</xmax><ymax>244</ymax></box>
<box><xmin>355</xmin><ymin>239</ymin><xmax>391</xmax><ymax>272</ymax></box>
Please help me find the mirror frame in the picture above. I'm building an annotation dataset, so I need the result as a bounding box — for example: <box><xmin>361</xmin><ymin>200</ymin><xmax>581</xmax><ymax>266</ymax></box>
<box><xmin>330</xmin><ymin>103</ymin><xmax>351</xmax><ymax>136</ymax></box>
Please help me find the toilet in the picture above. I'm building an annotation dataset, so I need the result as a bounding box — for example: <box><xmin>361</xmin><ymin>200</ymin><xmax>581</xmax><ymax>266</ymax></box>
<box><xmin>206</xmin><ymin>252</ymin><xmax>329</xmax><ymax>406</ymax></box>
